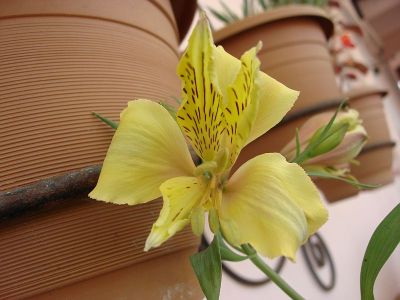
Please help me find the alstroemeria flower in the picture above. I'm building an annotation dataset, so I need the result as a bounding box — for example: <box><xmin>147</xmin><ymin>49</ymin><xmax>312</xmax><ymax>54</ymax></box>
<box><xmin>89</xmin><ymin>16</ymin><xmax>328</xmax><ymax>260</ymax></box>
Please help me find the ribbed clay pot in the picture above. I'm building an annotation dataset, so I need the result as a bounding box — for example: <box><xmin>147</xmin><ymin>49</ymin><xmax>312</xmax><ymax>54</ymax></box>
<box><xmin>316</xmin><ymin>86</ymin><xmax>395</xmax><ymax>202</ymax></box>
<box><xmin>0</xmin><ymin>0</ymin><xmax>201</xmax><ymax>299</ymax></box>
<box><xmin>1</xmin><ymin>0</ymin><xmax>184</xmax><ymax>190</ymax></box>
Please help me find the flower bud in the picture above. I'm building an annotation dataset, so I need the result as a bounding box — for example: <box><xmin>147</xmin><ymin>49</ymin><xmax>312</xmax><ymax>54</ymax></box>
<box><xmin>281</xmin><ymin>109</ymin><xmax>367</xmax><ymax>168</ymax></box>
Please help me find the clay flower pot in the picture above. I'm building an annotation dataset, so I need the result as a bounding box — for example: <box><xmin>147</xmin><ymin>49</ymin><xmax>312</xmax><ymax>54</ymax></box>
<box><xmin>1</xmin><ymin>0</ymin><xmax>183</xmax><ymax>190</ymax></box>
<box><xmin>0</xmin><ymin>0</ymin><xmax>201</xmax><ymax>299</ymax></box>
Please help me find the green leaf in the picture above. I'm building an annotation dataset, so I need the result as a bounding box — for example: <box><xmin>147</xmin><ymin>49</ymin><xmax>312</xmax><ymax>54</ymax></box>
<box><xmin>190</xmin><ymin>233</ymin><xmax>222</xmax><ymax>300</ymax></box>
<box><xmin>360</xmin><ymin>203</ymin><xmax>400</xmax><ymax>300</ymax></box>
<box><xmin>207</xmin><ymin>6</ymin><xmax>234</xmax><ymax>24</ymax></box>
<box><xmin>306</xmin><ymin>169</ymin><xmax>378</xmax><ymax>190</ymax></box>
<box><xmin>258</xmin><ymin>0</ymin><xmax>268</xmax><ymax>10</ymax></box>
<box><xmin>219</xmin><ymin>238</ymin><xmax>248</xmax><ymax>262</ymax></box>
<box><xmin>292</xmin><ymin>100</ymin><xmax>347</xmax><ymax>164</ymax></box>
<box><xmin>243</xmin><ymin>0</ymin><xmax>249</xmax><ymax>17</ymax></box>
<box><xmin>92</xmin><ymin>112</ymin><xmax>118</xmax><ymax>129</ymax></box>
<box><xmin>219</xmin><ymin>0</ymin><xmax>240</xmax><ymax>21</ymax></box>
<box><xmin>295</xmin><ymin>128</ymin><xmax>301</xmax><ymax>158</ymax></box>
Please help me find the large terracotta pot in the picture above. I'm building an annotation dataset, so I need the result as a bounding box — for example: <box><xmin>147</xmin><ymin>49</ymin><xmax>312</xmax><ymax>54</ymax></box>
<box><xmin>0</xmin><ymin>0</ymin><xmax>201</xmax><ymax>298</ymax></box>
<box><xmin>28</xmin><ymin>247</ymin><xmax>200</xmax><ymax>300</ymax></box>
<box><xmin>0</xmin><ymin>192</ymin><xmax>201</xmax><ymax>299</ymax></box>
<box><xmin>214</xmin><ymin>4</ymin><xmax>341</xmax><ymax>116</ymax></box>
<box><xmin>0</xmin><ymin>0</ymin><xmax>182</xmax><ymax>191</ymax></box>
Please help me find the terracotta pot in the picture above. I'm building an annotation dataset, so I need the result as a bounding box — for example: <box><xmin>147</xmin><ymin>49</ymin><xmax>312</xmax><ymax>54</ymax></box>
<box><xmin>0</xmin><ymin>0</ymin><xmax>183</xmax><ymax>191</ymax></box>
<box><xmin>0</xmin><ymin>193</ymin><xmax>201</xmax><ymax>299</ymax></box>
<box><xmin>28</xmin><ymin>247</ymin><xmax>201</xmax><ymax>300</ymax></box>
<box><xmin>348</xmin><ymin>86</ymin><xmax>391</xmax><ymax>145</ymax></box>
<box><xmin>214</xmin><ymin>4</ymin><xmax>342</xmax><ymax>116</ymax></box>
<box><xmin>0</xmin><ymin>1</ymin><xmax>201</xmax><ymax>298</ymax></box>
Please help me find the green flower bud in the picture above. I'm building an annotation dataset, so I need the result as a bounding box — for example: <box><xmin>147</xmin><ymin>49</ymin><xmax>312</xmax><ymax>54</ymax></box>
<box><xmin>281</xmin><ymin>109</ymin><xmax>367</xmax><ymax>168</ymax></box>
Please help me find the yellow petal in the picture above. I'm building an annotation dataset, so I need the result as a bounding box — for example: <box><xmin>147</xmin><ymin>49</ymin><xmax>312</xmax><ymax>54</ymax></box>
<box><xmin>213</xmin><ymin>46</ymin><xmax>241</xmax><ymax>103</ymax></box>
<box><xmin>176</xmin><ymin>15</ymin><xmax>225</xmax><ymax>162</ymax></box>
<box><xmin>223</xmin><ymin>45</ymin><xmax>262</xmax><ymax>167</ymax></box>
<box><xmin>219</xmin><ymin>153</ymin><xmax>328</xmax><ymax>260</ymax></box>
<box><xmin>145</xmin><ymin>176</ymin><xmax>207</xmax><ymax>250</ymax></box>
<box><xmin>246</xmin><ymin>73</ymin><xmax>299</xmax><ymax>145</ymax></box>
<box><xmin>89</xmin><ymin>100</ymin><xmax>195</xmax><ymax>205</ymax></box>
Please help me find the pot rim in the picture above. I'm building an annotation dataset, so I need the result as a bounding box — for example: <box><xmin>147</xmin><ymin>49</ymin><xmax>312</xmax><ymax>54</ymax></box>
<box><xmin>214</xmin><ymin>4</ymin><xmax>334</xmax><ymax>43</ymax></box>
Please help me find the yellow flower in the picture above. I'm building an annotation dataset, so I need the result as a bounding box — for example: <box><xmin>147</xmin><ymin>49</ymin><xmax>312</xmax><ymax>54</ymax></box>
<box><xmin>89</xmin><ymin>15</ymin><xmax>328</xmax><ymax>260</ymax></box>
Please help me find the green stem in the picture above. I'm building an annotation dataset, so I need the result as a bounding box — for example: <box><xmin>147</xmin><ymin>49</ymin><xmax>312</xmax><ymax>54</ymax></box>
<box><xmin>241</xmin><ymin>244</ymin><xmax>305</xmax><ymax>300</ymax></box>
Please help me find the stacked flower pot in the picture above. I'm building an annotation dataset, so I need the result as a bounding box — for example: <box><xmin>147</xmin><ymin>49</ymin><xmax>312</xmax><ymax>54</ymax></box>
<box><xmin>0</xmin><ymin>0</ymin><xmax>202</xmax><ymax>299</ymax></box>
<box><xmin>315</xmin><ymin>0</ymin><xmax>395</xmax><ymax>202</ymax></box>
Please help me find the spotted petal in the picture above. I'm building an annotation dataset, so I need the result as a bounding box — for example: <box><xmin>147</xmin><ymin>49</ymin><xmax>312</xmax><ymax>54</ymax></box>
<box><xmin>89</xmin><ymin>100</ymin><xmax>195</xmax><ymax>205</ymax></box>
<box><xmin>219</xmin><ymin>153</ymin><xmax>328</xmax><ymax>260</ymax></box>
<box><xmin>213</xmin><ymin>42</ymin><xmax>298</xmax><ymax>165</ymax></box>
<box><xmin>223</xmin><ymin>45</ymin><xmax>261</xmax><ymax>167</ymax></box>
<box><xmin>145</xmin><ymin>176</ymin><xmax>207</xmax><ymax>250</ymax></box>
<box><xmin>176</xmin><ymin>15</ymin><xmax>225</xmax><ymax>162</ymax></box>
<box><xmin>213</xmin><ymin>46</ymin><xmax>241</xmax><ymax>104</ymax></box>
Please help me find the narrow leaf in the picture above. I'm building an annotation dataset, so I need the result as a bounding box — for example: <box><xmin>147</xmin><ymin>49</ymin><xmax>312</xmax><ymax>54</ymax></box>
<box><xmin>295</xmin><ymin>128</ymin><xmax>301</xmax><ymax>158</ymax></box>
<box><xmin>360</xmin><ymin>204</ymin><xmax>400</xmax><ymax>300</ymax></box>
<box><xmin>219</xmin><ymin>0</ymin><xmax>240</xmax><ymax>21</ymax></box>
<box><xmin>207</xmin><ymin>7</ymin><xmax>233</xmax><ymax>24</ymax></box>
<box><xmin>92</xmin><ymin>112</ymin><xmax>118</xmax><ymax>129</ymax></box>
<box><xmin>306</xmin><ymin>169</ymin><xmax>378</xmax><ymax>189</ymax></box>
<box><xmin>293</xmin><ymin>100</ymin><xmax>347</xmax><ymax>164</ymax></box>
<box><xmin>190</xmin><ymin>233</ymin><xmax>222</xmax><ymax>300</ymax></box>
<box><xmin>243</xmin><ymin>0</ymin><xmax>249</xmax><ymax>17</ymax></box>
<box><xmin>258</xmin><ymin>0</ymin><xmax>268</xmax><ymax>10</ymax></box>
